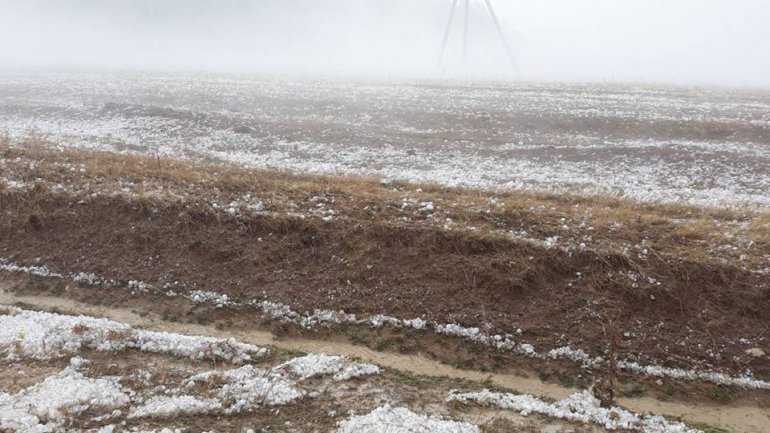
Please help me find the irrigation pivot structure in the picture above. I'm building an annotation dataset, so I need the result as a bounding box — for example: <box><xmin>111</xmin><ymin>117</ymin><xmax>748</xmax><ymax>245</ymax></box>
<box><xmin>438</xmin><ymin>0</ymin><xmax>517</xmax><ymax>71</ymax></box>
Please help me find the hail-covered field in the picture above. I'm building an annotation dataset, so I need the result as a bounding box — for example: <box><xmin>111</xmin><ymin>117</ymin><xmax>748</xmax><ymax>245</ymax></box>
<box><xmin>0</xmin><ymin>303</ymin><xmax>704</xmax><ymax>433</ymax></box>
<box><xmin>2</xmin><ymin>72</ymin><xmax>769</xmax><ymax>432</ymax></box>
<box><xmin>1</xmin><ymin>72</ymin><xmax>768</xmax><ymax>208</ymax></box>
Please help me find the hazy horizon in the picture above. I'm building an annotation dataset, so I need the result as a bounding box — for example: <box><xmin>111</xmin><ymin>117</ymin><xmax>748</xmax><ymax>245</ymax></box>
<box><xmin>1</xmin><ymin>0</ymin><xmax>769</xmax><ymax>88</ymax></box>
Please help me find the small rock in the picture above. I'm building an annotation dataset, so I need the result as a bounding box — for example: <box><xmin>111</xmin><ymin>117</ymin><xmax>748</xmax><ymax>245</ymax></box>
<box><xmin>745</xmin><ymin>348</ymin><xmax>766</xmax><ymax>358</ymax></box>
<box><xmin>655</xmin><ymin>379</ymin><xmax>663</xmax><ymax>386</ymax></box>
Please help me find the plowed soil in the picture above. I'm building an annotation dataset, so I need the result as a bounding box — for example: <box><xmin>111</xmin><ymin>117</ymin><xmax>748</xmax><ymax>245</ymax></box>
<box><xmin>2</xmin><ymin>142</ymin><xmax>768</xmax><ymax>383</ymax></box>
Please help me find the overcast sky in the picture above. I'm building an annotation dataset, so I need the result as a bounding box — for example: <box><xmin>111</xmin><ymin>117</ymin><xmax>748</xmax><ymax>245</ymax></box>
<box><xmin>0</xmin><ymin>0</ymin><xmax>768</xmax><ymax>87</ymax></box>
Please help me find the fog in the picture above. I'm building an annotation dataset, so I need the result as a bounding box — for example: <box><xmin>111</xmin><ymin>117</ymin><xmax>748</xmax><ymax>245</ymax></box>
<box><xmin>1</xmin><ymin>0</ymin><xmax>769</xmax><ymax>87</ymax></box>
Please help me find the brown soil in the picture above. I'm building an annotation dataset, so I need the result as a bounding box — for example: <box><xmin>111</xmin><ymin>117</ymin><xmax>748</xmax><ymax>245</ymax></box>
<box><xmin>6</xmin><ymin>277</ymin><xmax>770</xmax><ymax>407</ymax></box>
<box><xmin>0</xmin><ymin>359</ymin><xmax>69</xmax><ymax>393</ymax></box>
<box><xmin>1</xmin><ymin>142</ymin><xmax>769</xmax><ymax>379</ymax></box>
<box><xmin>3</xmin><ymin>286</ymin><xmax>769</xmax><ymax>433</ymax></box>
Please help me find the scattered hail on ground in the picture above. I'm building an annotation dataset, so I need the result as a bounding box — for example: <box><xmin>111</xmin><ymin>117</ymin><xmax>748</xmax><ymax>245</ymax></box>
<box><xmin>1</xmin><ymin>73</ymin><xmax>769</xmax><ymax>433</ymax></box>
<box><xmin>1</xmin><ymin>72</ymin><xmax>768</xmax><ymax>208</ymax></box>
<box><xmin>0</xmin><ymin>304</ymin><xmax>706</xmax><ymax>433</ymax></box>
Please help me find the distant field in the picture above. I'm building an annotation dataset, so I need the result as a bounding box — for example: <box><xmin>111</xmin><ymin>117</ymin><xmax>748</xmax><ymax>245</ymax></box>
<box><xmin>1</xmin><ymin>72</ymin><xmax>768</xmax><ymax>208</ymax></box>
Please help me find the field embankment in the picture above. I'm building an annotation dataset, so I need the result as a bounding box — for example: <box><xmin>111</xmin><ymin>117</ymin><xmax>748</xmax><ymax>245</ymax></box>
<box><xmin>1</xmin><ymin>140</ymin><xmax>769</xmax><ymax>432</ymax></box>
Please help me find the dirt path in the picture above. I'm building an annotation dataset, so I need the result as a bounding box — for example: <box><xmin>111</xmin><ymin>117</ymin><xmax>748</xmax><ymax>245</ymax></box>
<box><xmin>1</xmin><ymin>286</ymin><xmax>767</xmax><ymax>433</ymax></box>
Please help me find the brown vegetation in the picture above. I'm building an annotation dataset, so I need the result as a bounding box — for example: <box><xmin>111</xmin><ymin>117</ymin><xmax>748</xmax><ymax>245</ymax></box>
<box><xmin>1</xmin><ymin>139</ymin><xmax>769</xmax><ymax>379</ymax></box>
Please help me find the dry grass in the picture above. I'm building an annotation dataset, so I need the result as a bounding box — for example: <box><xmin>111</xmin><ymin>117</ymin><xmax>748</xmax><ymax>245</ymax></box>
<box><xmin>1</xmin><ymin>136</ymin><xmax>766</xmax><ymax>273</ymax></box>
<box><xmin>2</xmin><ymin>137</ymin><xmax>769</xmax><ymax>372</ymax></box>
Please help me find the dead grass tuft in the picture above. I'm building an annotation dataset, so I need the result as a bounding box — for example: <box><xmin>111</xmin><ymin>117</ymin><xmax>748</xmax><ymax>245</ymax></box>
<box><xmin>72</xmin><ymin>324</ymin><xmax>89</xmax><ymax>335</ymax></box>
<box><xmin>106</xmin><ymin>329</ymin><xmax>130</xmax><ymax>342</ymax></box>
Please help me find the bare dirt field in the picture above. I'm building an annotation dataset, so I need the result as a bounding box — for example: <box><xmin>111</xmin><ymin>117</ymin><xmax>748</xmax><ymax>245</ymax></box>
<box><xmin>1</xmin><ymin>73</ymin><xmax>769</xmax><ymax>432</ymax></box>
<box><xmin>1</xmin><ymin>140</ymin><xmax>769</xmax><ymax>432</ymax></box>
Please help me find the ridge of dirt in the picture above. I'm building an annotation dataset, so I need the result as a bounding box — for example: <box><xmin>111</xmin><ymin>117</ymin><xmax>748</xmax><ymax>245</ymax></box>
<box><xmin>2</xmin><ymin>285</ymin><xmax>768</xmax><ymax>433</ymax></box>
<box><xmin>1</xmin><ymin>143</ymin><xmax>769</xmax><ymax>376</ymax></box>
<box><xmin>1</xmin><ymin>143</ymin><xmax>770</xmax><ymax>393</ymax></box>
<box><xmin>3</xmin><ymin>191</ymin><xmax>769</xmax><ymax>372</ymax></box>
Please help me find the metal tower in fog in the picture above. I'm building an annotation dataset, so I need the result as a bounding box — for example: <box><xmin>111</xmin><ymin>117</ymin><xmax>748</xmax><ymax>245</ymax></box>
<box><xmin>438</xmin><ymin>0</ymin><xmax>517</xmax><ymax>70</ymax></box>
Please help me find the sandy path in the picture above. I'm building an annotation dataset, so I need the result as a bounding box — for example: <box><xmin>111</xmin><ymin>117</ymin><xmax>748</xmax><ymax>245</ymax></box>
<box><xmin>1</xmin><ymin>286</ymin><xmax>767</xmax><ymax>433</ymax></box>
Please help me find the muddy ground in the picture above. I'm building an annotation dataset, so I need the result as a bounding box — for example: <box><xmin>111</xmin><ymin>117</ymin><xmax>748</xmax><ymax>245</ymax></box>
<box><xmin>2</xmin><ymin>286</ymin><xmax>769</xmax><ymax>433</ymax></box>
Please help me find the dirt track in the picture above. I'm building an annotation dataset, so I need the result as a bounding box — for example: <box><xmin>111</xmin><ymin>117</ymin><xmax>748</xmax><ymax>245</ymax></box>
<box><xmin>2</xmin><ymin>283</ymin><xmax>768</xmax><ymax>433</ymax></box>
